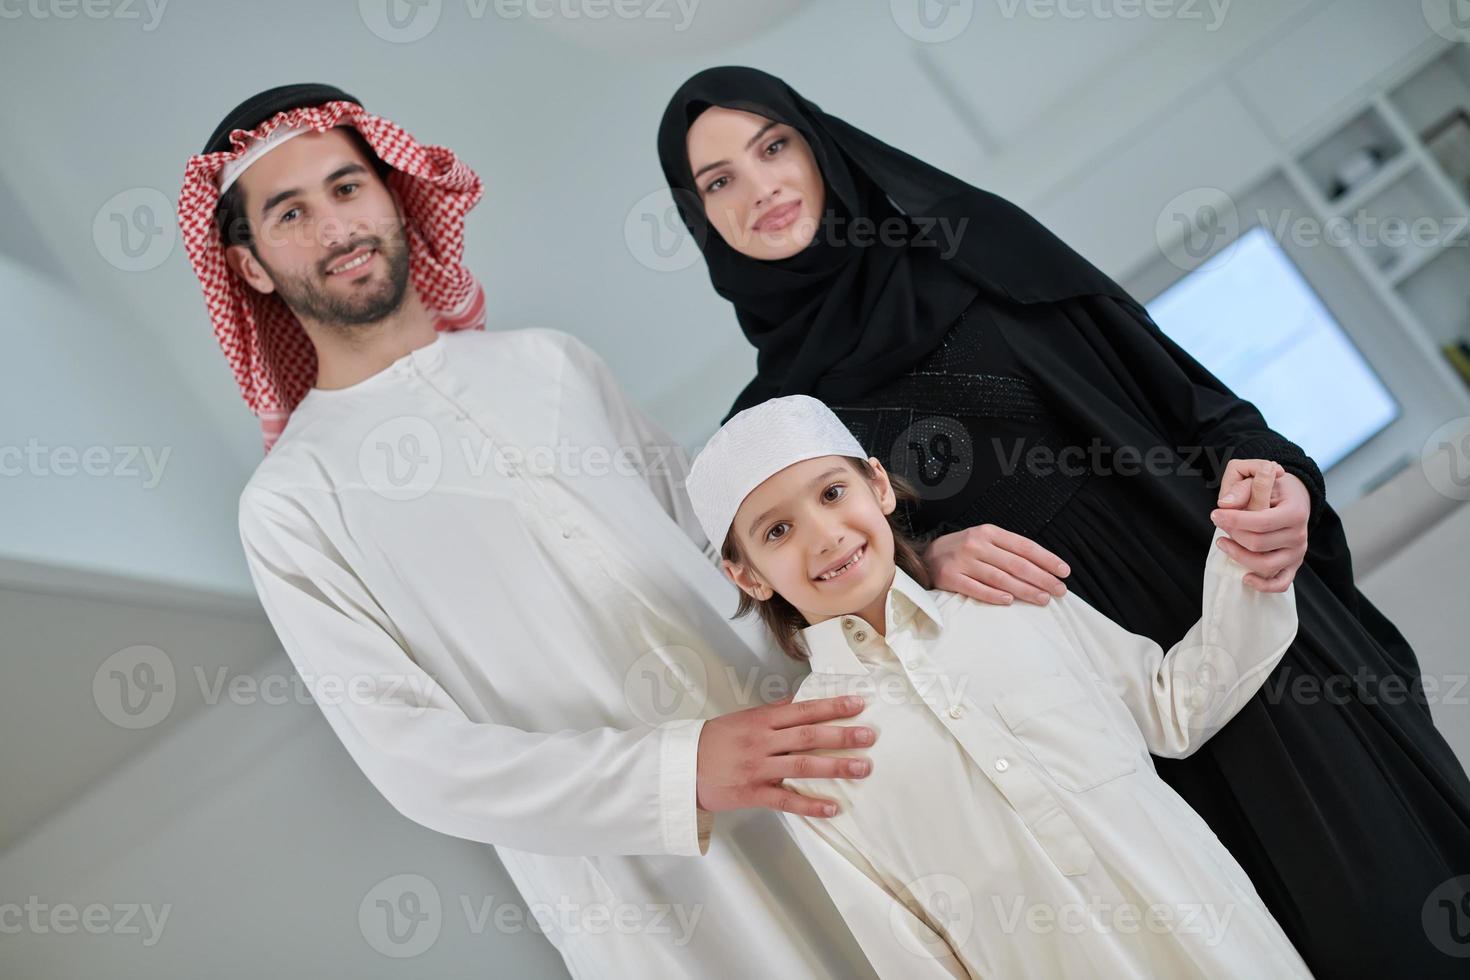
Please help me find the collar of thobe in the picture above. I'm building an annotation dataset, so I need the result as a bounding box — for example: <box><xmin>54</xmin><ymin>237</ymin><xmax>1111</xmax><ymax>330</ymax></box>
<box><xmin>800</xmin><ymin>566</ymin><xmax>944</xmax><ymax>674</ymax></box>
<box><xmin>295</xmin><ymin>332</ymin><xmax>448</xmax><ymax>406</ymax></box>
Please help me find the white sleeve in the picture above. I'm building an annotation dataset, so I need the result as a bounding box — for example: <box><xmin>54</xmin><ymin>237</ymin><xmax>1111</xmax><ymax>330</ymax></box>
<box><xmin>779</xmin><ymin>813</ymin><xmax>969</xmax><ymax>980</ymax></box>
<box><xmin>238</xmin><ymin>486</ymin><xmax>714</xmax><ymax>857</ymax></box>
<box><xmin>1049</xmin><ymin>526</ymin><xmax>1298</xmax><ymax>758</ymax></box>
<box><xmin>557</xmin><ymin>331</ymin><xmax>720</xmax><ymax>566</ymax></box>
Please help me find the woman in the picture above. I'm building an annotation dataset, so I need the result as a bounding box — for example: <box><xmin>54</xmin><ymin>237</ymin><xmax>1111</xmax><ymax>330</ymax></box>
<box><xmin>656</xmin><ymin>66</ymin><xmax>1470</xmax><ymax>978</ymax></box>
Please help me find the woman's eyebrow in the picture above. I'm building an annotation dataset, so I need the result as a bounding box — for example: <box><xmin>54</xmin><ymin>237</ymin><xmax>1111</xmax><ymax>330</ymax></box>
<box><xmin>744</xmin><ymin>120</ymin><xmax>778</xmax><ymax>149</ymax></box>
<box><xmin>691</xmin><ymin>122</ymin><xmax>780</xmax><ymax>180</ymax></box>
<box><xmin>692</xmin><ymin>159</ymin><xmax>725</xmax><ymax>180</ymax></box>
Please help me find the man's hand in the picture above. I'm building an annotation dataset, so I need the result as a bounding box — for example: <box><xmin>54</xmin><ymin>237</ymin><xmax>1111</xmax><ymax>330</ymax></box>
<box><xmin>922</xmin><ymin>524</ymin><xmax>1071</xmax><ymax>606</ymax></box>
<box><xmin>696</xmin><ymin>695</ymin><xmax>875</xmax><ymax>818</ymax></box>
<box><xmin>1211</xmin><ymin>459</ymin><xmax>1308</xmax><ymax>593</ymax></box>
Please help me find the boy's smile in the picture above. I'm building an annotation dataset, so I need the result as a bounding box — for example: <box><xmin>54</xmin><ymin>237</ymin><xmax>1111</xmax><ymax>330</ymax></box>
<box><xmin>813</xmin><ymin>542</ymin><xmax>868</xmax><ymax>584</ymax></box>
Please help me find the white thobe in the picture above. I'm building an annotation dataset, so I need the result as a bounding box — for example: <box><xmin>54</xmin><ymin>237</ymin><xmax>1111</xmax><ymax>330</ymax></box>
<box><xmin>780</xmin><ymin>534</ymin><xmax>1315</xmax><ymax>979</ymax></box>
<box><xmin>236</xmin><ymin>327</ymin><xmax>877</xmax><ymax>979</ymax></box>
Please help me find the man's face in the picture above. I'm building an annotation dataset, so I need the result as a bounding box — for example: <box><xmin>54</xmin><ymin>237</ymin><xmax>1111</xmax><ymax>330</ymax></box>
<box><xmin>226</xmin><ymin>127</ymin><xmax>410</xmax><ymax>328</ymax></box>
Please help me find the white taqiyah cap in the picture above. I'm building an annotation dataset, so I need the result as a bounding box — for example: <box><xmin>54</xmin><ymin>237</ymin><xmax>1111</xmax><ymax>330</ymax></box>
<box><xmin>686</xmin><ymin>394</ymin><xmax>868</xmax><ymax>550</ymax></box>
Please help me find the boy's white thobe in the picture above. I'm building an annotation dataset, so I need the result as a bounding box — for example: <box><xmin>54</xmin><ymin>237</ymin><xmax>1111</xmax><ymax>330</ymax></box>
<box><xmin>781</xmin><ymin>534</ymin><xmax>1314</xmax><ymax>979</ymax></box>
<box><xmin>237</xmin><ymin>327</ymin><xmax>877</xmax><ymax>979</ymax></box>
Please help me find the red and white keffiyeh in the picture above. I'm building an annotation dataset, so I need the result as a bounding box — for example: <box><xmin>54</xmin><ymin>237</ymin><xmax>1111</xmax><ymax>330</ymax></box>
<box><xmin>177</xmin><ymin>99</ymin><xmax>486</xmax><ymax>454</ymax></box>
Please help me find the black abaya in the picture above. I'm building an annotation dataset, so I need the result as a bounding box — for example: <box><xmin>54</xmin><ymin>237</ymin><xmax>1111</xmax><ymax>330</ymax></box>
<box><xmin>658</xmin><ymin>65</ymin><xmax>1470</xmax><ymax>977</ymax></box>
<box><xmin>828</xmin><ymin>289</ymin><xmax>1470</xmax><ymax>979</ymax></box>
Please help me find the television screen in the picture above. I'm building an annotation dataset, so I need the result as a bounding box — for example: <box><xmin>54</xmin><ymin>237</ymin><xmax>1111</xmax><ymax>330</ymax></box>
<box><xmin>1145</xmin><ymin>226</ymin><xmax>1399</xmax><ymax>470</ymax></box>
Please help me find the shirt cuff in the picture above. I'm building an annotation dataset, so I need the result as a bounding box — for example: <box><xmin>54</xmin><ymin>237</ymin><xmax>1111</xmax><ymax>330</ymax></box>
<box><xmin>1230</xmin><ymin>433</ymin><xmax>1326</xmax><ymax>532</ymax></box>
<box><xmin>1209</xmin><ymin>526</ymin><xmax>1247</xmax><ymax>578</ymax></box>
<box><xmin>658</xmin><ymin>717</ymin><xmax>712</xmax><ymax>856</ymax></box>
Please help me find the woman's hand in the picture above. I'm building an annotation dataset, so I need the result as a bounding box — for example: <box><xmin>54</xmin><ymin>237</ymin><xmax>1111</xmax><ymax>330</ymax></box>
<box><xmin>1210</xmin><ymin>458</ymin><xmax>1310</xmax><ymax>593</ymax></box>
<box><xmin>921</xmin><ymin>524</ymin><xmax>1071</xmax><ymax>606</ymax></box>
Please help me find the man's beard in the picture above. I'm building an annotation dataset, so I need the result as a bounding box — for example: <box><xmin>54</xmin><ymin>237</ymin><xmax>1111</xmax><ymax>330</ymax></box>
<box><xmin>260</xmin><ymin>228</ymin><xmax>411</xmax><ymax>330</ymax></box>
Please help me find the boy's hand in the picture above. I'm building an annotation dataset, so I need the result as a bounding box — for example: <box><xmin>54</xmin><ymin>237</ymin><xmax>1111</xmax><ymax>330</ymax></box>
<box><xmin>1211</xmin><ymin>459</ymin><xmax>1308</xmax><ymax>593</ymax></box>
<box><xmin>1239</xmin><ymin>460</ymin><xmax>1279</xmax><ymax>511</ymax></box>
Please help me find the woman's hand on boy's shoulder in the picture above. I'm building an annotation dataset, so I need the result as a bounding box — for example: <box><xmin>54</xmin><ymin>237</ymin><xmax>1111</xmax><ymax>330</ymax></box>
<box><xmin>921</xmin><ymin>523</ymin><xmax>1071</xmax><ymax>607</ymax></box>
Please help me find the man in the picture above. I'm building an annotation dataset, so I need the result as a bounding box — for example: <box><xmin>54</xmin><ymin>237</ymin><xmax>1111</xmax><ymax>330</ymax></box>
<box><xmin>179</xmin><ymin>83</ymin><xmax>882</xmax><ymax>977</ymax></box>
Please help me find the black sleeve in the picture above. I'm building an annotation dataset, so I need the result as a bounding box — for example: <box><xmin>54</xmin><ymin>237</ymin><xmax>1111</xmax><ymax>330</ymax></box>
<box><xmin>1104</xmin><ymin>293</ymin><xmax>1328</xmax><ymax>532</ymax></box>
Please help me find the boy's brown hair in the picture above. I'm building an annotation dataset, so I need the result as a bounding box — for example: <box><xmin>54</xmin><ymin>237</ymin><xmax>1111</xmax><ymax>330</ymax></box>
<box><xmin>720</xmin><ymin>456</ymin><xmax>933</xmax><ymax>661</ymax></box>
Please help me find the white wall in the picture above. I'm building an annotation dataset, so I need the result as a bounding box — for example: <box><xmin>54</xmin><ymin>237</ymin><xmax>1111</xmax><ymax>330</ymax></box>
<box><xmin>1356</xmin><ymin>504</ymin><xmax>1470</xmax><ymax>768</ymax></box>
<box><xmin>0</xmin><ymin>257</ymin><xmax>256</xmax><ymax>596</ymax></box>
<box><xmin>0</xmin><ymin>569</ymin><xmax>272</xmax><ymax>854</ymax></box>
<box><xmin>0</xmin><ymin>640</ymin><xmax>570</xmax><ymax>978</ymax></box>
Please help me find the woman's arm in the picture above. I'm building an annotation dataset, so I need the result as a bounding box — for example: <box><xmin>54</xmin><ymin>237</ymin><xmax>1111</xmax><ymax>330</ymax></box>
<box><xmin>922</xmin><ymin>522</ymin><xmax>1073</xmax><ymax>607</ymax></box>
<box><xmin>927</xmin><ymin>294</ymin><xmax>1322</xmax><ymax>602</ymax></box>
<box><xmin>1101</xmin><ymin>294</ymin><xmax>1320</xmax><ymax>592</ymax></box>
<box><xmin>1109</xmin><ymin>293</ymin><xmax>1328</xmax><ymax>529</ymax></box>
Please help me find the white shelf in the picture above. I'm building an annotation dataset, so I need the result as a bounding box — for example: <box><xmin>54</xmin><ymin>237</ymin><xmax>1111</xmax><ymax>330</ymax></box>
<box><xmin>1295</xmin><ymin>104</ymin><xmax>1404</xmax><ymax>205</ymax></box>
<box><xmin>1387</xmin><ymin>230</ymin><xmax>1469</xmax><ymax>286</ymax></box>
<box><xmin>1280</xmin><ymin>40</ymin><xmax>1470</xmax><ymax>400</ymax></box>
<box><xmin>1324</xmin><ymin>151</ymin><xmax>1416</xmax><ymax>216</ymax></box>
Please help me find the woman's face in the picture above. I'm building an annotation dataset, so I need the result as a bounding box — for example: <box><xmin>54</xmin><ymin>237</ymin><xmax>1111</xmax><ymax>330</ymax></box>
<box><xmin>685</xmin><ymin>106</ymin><xmax>826</xmax><ymax>261</ymax></box>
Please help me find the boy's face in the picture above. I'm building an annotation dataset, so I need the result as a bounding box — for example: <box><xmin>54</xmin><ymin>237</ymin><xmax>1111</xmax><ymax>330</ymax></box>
<box><xmin>724</xmin><ymin>455</ymin><xmax>898</xmax><ymax>626</ymax></box>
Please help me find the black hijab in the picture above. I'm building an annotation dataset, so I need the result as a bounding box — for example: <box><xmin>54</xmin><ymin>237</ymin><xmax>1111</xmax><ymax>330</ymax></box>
<box><xmin>656</xmin><ymin>66</ymin><xmax>1134</xmax><ymax>422</ymax></box>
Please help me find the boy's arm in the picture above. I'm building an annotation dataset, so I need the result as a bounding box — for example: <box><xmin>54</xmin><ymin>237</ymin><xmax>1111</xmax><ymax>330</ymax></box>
<box><xmin>1049</xmin><ymin>519</ymin><xmax>1297</xmax><ymax>758</ymax></box>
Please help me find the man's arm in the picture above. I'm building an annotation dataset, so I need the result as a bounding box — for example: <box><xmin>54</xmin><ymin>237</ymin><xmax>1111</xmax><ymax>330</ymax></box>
<box><xmin>557</xmin><ymin>331</ymin><xmax>720</xmax><ymax>565</ymax></box>
<box><xmin>239</xmin><ymin>485</ymin><xmax>871</xmax><ymax>853</ymax></box>
<box><xmin>239</xmin><ymin>485</ymin><xmax>711</xmax><ymax>857</ymax></box>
